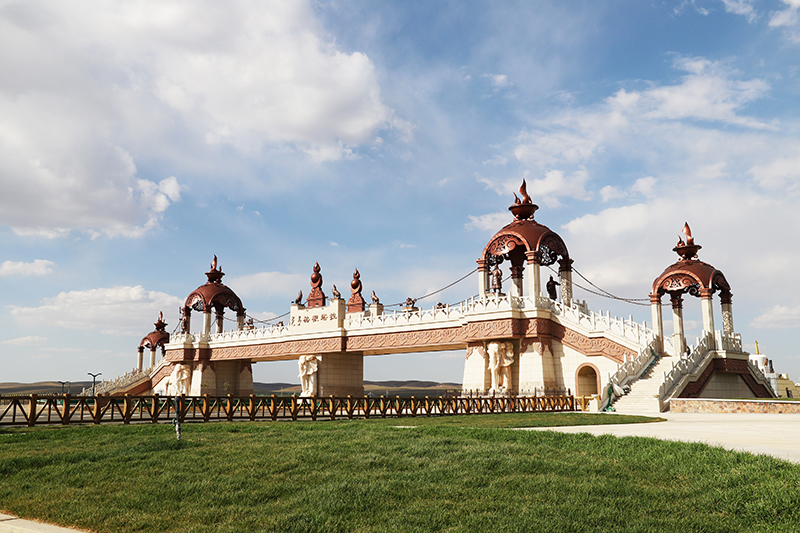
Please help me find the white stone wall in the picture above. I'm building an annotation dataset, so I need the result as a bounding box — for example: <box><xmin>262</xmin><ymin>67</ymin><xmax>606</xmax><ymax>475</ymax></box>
<box><xmin>461</xmin><ymin>345</ymin><xmax>489</xmax><ymax>394</ymax></box>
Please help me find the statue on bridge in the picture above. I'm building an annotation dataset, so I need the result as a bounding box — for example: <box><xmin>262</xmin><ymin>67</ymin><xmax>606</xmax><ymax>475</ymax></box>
<box><xmin>298</xmin><ymin>355</ymin><xmax>321</xmax><ymax>397</ymax></box>
<box><xmin>491</xmin><ymin>265</ymin><xmax>503</xmax><ymax>294</ymax></box>
<box><xmin>547</xmin><ymin>275</ymin><xmax>560</xmax><ymax>300</ymax></box>
<box><xmin>487</xmin><ymin>341</ymin><xmax>514</xmax><ymax>394</ymax></box>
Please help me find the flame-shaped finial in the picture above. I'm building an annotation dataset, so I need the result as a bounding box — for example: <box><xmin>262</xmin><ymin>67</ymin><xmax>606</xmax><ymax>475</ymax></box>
<box><xmin>519</xmin><ymin>179</ymin><xmax>532</xmax><ymax>204</ymax></box>
<box><xmin>158</xmin><ymin>311</ymin><xmax>163</xmax><ymax>322</ymax></box>
<box><xmin>508</xmin><ymin>180</ymin><xmax>538</xmax><ymax>220</ymax></box>
<box><xmin>682</xmin><ymin>222</ymin><xmax>694</xmax><ymax>245</ymax></box>
<box><xmin>211</xmin><ymin>255</ymin><xmax>218</xmax><ymax>271</ymax></box>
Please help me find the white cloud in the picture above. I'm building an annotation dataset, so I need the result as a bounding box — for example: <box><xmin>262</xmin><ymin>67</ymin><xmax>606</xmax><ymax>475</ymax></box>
<box><xmin>721</xmin><ymin>0</ymin><xmax>758</xmax><ymax>22</ymax></box>
<box><xmin>526</xmin><ymin>168</ymin><xmax>591</xmax><ymax>205</ymax></box>
<box><xmin>2</xmin><ymin>336</ymin><xmax>48</xmax><ymax>346</ymax></box>
<box><xmin>0</xmin><ymin>259</ymin><xmax>54</xmax><ymax>277</ymax></box>
<box><xmin>10</xmin><ymin>286</ymin><xmax>181</xmax><ymax>335</ymax></box>
<box><xmin>0</xmin><ymin>0</ymin><xmax>395</xmax><ymax>237</ymax></box>
<box><xmin>748</xmin><ymin>155</ymin><xmax>800</xmax><ymax>193</ymax></box>
<box><xmin>481</xmin><ymin>73</ymin><xmax>512</xmax><ymax>88</ymax></box>
<box><xmin>465</xmin><ymin>212</ymin><xmax>511</xmax><ymax>232</ymax></box>
<box><xmin>599</xmin><ymin>185</ymin><xmax>625</xmax><ymax>202</ymax></box>
<box><xmin>751</xmin><ymin>305</ymin><xmax>800</xmax><ymax>329</ymax></box>
<box><xmin>631</xmin><ymin>177</ymin><xmax>658</xmax><ymax>197</ymax></box>
<box><xmin>227</xmin><ymin>271</ymin><xmax>307</xmax><ymax>301</ymax></box>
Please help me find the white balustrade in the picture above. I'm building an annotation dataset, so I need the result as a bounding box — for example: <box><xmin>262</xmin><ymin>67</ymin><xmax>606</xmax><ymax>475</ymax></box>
<box><xmin>658</xmin><ymin>332</ymin><xmax>714</xmax><ymax>400</ymax></box>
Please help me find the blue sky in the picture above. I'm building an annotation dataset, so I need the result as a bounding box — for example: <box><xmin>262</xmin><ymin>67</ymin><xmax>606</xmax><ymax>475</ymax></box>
<box><xmin>2</xmin><ymin>0</ymin><xmax>800</xmax><ymax>386</ymax></box>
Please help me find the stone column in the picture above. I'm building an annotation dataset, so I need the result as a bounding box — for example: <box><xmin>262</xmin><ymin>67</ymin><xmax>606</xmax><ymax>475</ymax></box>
<box><xmin>700</xmin><ymin>288</ymin><xmax>716</xmax><ymax>345</ymax></box>
<box><xmin>649</xmin><ymin>293</ymin><xmax>664</xmax><ymax>355</ymax></box>
<box><xmin>183</xmin><ymin>307</ymin><xmax>191</xmax><ymax>334</ymax></box>
<box><xmin>476</xmin><ymin>259</ymin><xmax>489</xmax><ymax>296</ymax></box>
<box><xmin>510</xmin><ymin>265</ymin><xmax>524</xmax><ymax>298</ymax></box>
<box><xmin>559</xmin><ymin>258</ymin><xmax>574</xmax><ymax>307</ymax></box>
<box><xmin>202</xmin><ymin>311</ymin><xmax>212</xmax><ymax>336</ymax></box>
<box><xmin>150</xmin><ymin>348</ymin><xmax>157</xmax><ymax>370</ymax></box>
<box><xmin>215</xmin><ymin>310</ymin><xmax>224</xmax><ymax>334</ymax></box>
<box><xmin>670</xmin><ymin>293</ymin><xmax>685</xmax><ymax>358</ymax></box>
<box><xmin>525</xmin><ymin>251</ymin><xmax>541</xmax><ymax>301</ymax></box>
<box><xmin>237</xmin><ymin>313</ymin><xmax>245</xmax><ymax>331</ymax></box>
<box><xmin>720</xmin><ymin>293</ymin><xmax>734</xmax><ymax>335</ymax></box>
<box><xmin>137</xmin><ymin>347</ymin><xmax>144</xmax><ymax>372</ymax></box>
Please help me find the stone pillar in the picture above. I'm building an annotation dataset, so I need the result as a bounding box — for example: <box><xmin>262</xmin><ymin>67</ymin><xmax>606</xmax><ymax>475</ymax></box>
<box><xmin>202</xmin><ymin>311</ymin><xmax>212</xmax><ymax>336</ymax></box>
<box><xmin>525</xmin><ymin>251</ymin><xmax>541</xmax><ymax>301</ymax></box>
<box><xmin>721</xmin><ymin>293</ymin><xmax>734</xmax><ymax>335</ymax></box>
<box><xmin>215</xmin><ymin>310</ymin><xmax>224</xmax><ymax>334</ymax></box>
<box><xmin>183</xmin><ymin>307</ymin><xmax>191</xmax><ymax>334</ymax></box>
<box><xmin>477</xmin><ymin>259</ymin><xmax>489</xmax><ymax>296</ymax></box>
<box><xmin>237</xmin><ymin>314</ymin><xmax>245</xmax><ymax>331</ymax></box>
<box><xmin>700</xmin><ymin>288</ymin><xmax>716</xmax><ymax>345</ymax></box>
<box><xmin>137</xmin><ymin>347</ymin><xmax>144</xmax><ymax>372</ymax></box>
<box><xmin>559</xmin><ymin>258</ymin><xmax>574</xmax><ymax>306</ymax></box>
<box><xmin>510</xmin><ymin>265</ymin><xmax>524</xmax><ymax>298</ymax></box>
<box><xmin>670</xmin><ymin>293</ymin><xmax>685</xmax><ymax>358</ymax></box>
<box><xmin>649</xmin><ymin>293</ymin><xmax>664</xmax><ymax>355</ymax></box>
<box><xmin>150</xmin><ymin>348</ymin><xmax>157</xmax><ymax>370</ymax></box>
<box><xmin>461</xmin><ymin>343</ymin><xmax>489</xmax><ymax>395</ymax></box>
<box><xmin>316</xmin><ymin>352</ymin><xmax>364</xmax><ymax>397</ymax></box>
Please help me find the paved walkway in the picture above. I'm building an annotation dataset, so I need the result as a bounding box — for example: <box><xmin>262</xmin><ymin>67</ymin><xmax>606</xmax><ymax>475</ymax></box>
<box><xmin>0</xmin><ymin>514</ymin><xmax>90</xmax><ymax>532</ymax></box>
<box><xmin>3</xmin><ymin>412</ymin><xmax>799</xmax><ymax>532</ymax></box>
<box><xmin>527</xmin><ymin>411</ymin><xmax>800</xmax><ymax>463</ymax></box>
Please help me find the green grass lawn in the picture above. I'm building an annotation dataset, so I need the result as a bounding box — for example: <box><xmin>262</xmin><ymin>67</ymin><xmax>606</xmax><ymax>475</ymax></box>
<box><xmin>1</xmin><ymin>413</ymin><xmax>798</xmax><ymax>533</ymax></box>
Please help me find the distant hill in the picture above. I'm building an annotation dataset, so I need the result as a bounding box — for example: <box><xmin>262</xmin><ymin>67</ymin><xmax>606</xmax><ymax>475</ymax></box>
<box><xmin>1</xmin><ymin>380</ymin><xmax>461</xmax><ymax>396</ymax></box>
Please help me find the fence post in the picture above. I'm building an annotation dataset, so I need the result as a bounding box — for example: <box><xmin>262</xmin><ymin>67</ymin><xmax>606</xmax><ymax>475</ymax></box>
<box><xmin>226</xmin><ymin>394</ymin><xmax>234</xmax><ymax>421</ymax></box>
<box><xmin>290</xmin><ymin>395</ymin><xmax>298</xmax><ymax>421</ymax></box>
<box><xmin>202</xmin><ymin>394</ymin><xmax>210</xmax><ymax>422</ymax></box>
<box><xmin>123</xmin><ymin>394</ymin><xmax>132</xmax><ymax>424</ymax></box>
<box><xmin>28</xmin><ymin>394</ymin><xmax>37</xmax><ymax>427</ymax></box>
<box><xmin>249</xmin><ymin>394</ymin><xmax>256</xmax><ymax>421</ymax></box>
<box><xmin>62</xmin><ymin>394</ymin><xmax>72</xmax><ymax>425</ymax></box>
<box><xmin>152</xmin><ymin>394</ymin><xmax>160</xmax><ymax>423</ymax></box>
<box><xmin>179</xmin><ymin>394</ymin><xmax>186</xmax><ymax>423</ymax></box>
<box><xmin>93</xmin><ymin>396</ymin><xmax>102</xmax><ymax>425</ymax></box>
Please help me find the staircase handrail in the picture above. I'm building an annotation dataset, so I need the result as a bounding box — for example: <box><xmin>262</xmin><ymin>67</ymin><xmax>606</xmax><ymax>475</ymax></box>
<box><xmin>658</xmin><ymin>332</ymin><xmax>714</xmax><ymax>400</ymax></box>
<box><xmin>599</xmin><ymin>338</ymin><xmax>660</xmax><ymax>409</ymax></box>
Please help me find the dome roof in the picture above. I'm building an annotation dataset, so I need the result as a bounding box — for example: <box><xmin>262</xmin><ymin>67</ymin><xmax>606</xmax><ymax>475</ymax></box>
<box><xmin>139</xmin><ymin>312</ymin><xmax>170</xmax><ymax>349</ymax></box>
<box><xmin>481</xmin><ymin>218</ymin><xmax>570</xmax><ymax>266</ymax></box>
<box><xmin>650</xmin><ymin>224</ymin><xmax>731</xmax><ymax>303</ymax></box>
<box><xmin>480</xmin><ymin>181</ymin><xmax>570</xmax><ymax>267</ymax></box>
<box><xmin>184</xmin><ymin>256</ymin><xmax>245</xmax><ymax>316</ymax></box>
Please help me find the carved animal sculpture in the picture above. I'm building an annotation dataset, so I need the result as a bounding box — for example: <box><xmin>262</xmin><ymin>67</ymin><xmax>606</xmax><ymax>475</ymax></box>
<box><xmin>332</xmin><ymin>285</ymin><xmax>341</xmax><ymax>299</ymax></box>
<box><xmin>294</xmin><ymin>291</ymin><xmax>303</xmax><ymax>305</ymax></box>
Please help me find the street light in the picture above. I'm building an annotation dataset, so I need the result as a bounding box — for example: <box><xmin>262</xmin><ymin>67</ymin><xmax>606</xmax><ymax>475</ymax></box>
<box><xmin>87</xmin><ymin>372</ymin><xmax>102</xmax><ymax>396</ymax></box>
<box><xmin>58</xmin><ymin>381</ymin><xmax>68</xmax><ymax>395</ymax></box>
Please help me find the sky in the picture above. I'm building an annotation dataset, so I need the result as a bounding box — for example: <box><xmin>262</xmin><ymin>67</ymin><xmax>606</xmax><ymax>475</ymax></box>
<box><xmin>2</xmin><ymin>0</ymin><xmax>800</xmax><ymax>387</ymax></box>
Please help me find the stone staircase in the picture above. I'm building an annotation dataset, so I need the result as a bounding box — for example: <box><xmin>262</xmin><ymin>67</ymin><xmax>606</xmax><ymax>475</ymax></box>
<box><xmin>612</xmin><ymin>356</ymin><xmax>675</xmax><ymax>413</ymax></box>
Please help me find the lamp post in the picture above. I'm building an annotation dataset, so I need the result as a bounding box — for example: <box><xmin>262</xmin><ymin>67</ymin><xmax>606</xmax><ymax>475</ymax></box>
<box><xmin>58</xmin><ymin>381</ymin><xmax>68</xmax><ymax>395</ymax></box>
<box><xmin>87</xmin><ymin>372</ymin><xmax>102</xmax><ymax>396</ymax></box>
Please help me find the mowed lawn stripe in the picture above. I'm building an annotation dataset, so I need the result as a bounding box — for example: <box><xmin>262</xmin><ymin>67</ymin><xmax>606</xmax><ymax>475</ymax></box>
<box><xmin>0</xmin><ymin>414</ymin><xmax>798</xmax><ymax>532</ymax></box>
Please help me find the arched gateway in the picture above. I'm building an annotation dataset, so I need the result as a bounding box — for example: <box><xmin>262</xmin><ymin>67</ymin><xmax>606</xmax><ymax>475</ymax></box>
<box><xmin>115</xmin><ymin>182</ymin><xmax>772</xmax><ymax>411</ymax></box>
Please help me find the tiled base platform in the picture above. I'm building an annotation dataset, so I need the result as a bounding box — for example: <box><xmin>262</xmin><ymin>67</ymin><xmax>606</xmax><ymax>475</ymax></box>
<box><xmin>670</xmin><ymin>398</ymin><xmax>800</xmax><ymax>413</ymax></box>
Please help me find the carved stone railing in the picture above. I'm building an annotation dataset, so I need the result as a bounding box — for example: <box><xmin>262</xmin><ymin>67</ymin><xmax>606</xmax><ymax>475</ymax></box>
<box><xmin>345</xmin><ymin>302</ymin><xmax>466</xmax><ymax>329</ymax></box>
<box><xmin>715</xmin><ymin>331</ymin><xmax>743</xmax><ymax>352</ymax></box>
<box><xmin>599</xmin><ymin>339</ymin><xmax>659</xmax><ymax>409</ymax></box>
<box><xmin>658</xmin><ymin>332</ymin><xmax>715</xmax><ymax>400</ymax></box>
<box><xmin>80</xmin><ymin>368</ymin><xmax>149</xmax><ymax>396</ymax></box>
<box><xmin>747</xmin><ymin>360</ymin><xmax>776</xmax><ymax>396</ymax></box>
<box><xmin>547</xmin><ymin>300</ymin><xmax>653</xmax><ymax>351</ymax></box>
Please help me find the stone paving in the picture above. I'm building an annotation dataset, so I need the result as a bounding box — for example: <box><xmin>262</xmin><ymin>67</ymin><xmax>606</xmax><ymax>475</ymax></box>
<box><xmin>526</xmin><ymin>411</ymin><xmax>800</xmax><ymax>463</ymax></box>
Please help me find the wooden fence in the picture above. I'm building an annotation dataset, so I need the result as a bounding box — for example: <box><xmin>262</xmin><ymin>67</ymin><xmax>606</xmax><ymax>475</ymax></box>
<box><xmin>0</xmin><ymin>394</ymin><xmax>589</xmax><ymax>427</ymax></box>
